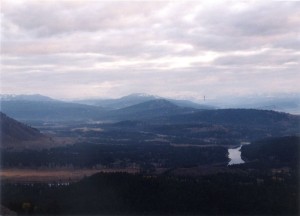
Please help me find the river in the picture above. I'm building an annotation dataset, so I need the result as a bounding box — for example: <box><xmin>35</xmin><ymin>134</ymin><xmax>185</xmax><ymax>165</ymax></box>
<box><xmin>228</xmin><ymin>145</ymin><xmax>245</xmax><ymax>165</ymax></box>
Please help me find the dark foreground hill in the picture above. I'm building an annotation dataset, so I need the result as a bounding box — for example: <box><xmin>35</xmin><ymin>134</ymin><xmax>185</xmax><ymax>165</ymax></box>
<box><xmin>0</xmin><ymin>112</ymin><xmax>53</xmax><ymax>150</ymax></box>
<box><xmin>2</xmin><ymin>172</ymin><xmax>298</xmax><ymax>215</ymax></box>
<box><xmin>241</xmin><ymin>136</ymin><xmax>300</xmax><ymax>168</ymax></box>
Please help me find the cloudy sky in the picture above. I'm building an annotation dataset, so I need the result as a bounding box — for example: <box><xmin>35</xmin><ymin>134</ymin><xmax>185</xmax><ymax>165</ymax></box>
<box><xmin>1</xmin><ymin>0</ymin><xmax>300</xmax><ymax>100</ymax></box>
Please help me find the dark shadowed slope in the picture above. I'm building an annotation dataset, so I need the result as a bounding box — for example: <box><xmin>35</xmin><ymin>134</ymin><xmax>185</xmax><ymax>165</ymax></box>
<box><xmin>0</xmin><ymin>112</ymin><xmax>53</xmax><ymax>150</ymax></box>
<box><xmin>0</xmin><ymin>205</ymin><xmax>17</xmax><ymax>216</ymax></box>
<box><xmin>0</xmin><ymin>112</ymin><xmax>43</xmax><ymax>142</ymax></box>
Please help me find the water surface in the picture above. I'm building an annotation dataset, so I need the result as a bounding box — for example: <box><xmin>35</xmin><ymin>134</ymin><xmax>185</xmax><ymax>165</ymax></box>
<box><xmin>228</xmin><ymin>145</ymin><xmax>245</xmax><ymax>165</ymax></box>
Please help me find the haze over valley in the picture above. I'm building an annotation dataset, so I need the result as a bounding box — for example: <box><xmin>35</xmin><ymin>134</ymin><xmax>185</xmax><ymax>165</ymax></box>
<box><xmin>1</xmin><ymin>1</ymin><xmax>300</xmax><ymax>215</ymax></box>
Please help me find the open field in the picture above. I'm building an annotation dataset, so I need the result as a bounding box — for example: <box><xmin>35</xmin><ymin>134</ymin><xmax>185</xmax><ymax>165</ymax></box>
<box><xmin>0</xmin><ymin>168</ymin><xmax>139</xmax><ymax>183</ymax></box>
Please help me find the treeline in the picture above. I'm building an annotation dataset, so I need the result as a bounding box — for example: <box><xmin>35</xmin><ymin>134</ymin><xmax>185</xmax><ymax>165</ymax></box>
<box><xmin>1</xmin><ymin>172</ymin><xmax>299</xmax><ymax>215</ymax></box>
<box><xmin>1</xmin><ymin>143</ymin><xmax>228</xmax><ymax>169</ymax></box>
<box><xmin>241</xmin><ymin>136</ymin><xmax>300</xmax><ymax>168</ymax></box>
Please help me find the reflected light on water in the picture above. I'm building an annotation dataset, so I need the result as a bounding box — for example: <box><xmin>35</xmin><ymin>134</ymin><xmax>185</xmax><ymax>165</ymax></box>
<box><xmin>228</xmin><ymin>146</ymin><xmax>245</xmax><ymax>165</ymax></box>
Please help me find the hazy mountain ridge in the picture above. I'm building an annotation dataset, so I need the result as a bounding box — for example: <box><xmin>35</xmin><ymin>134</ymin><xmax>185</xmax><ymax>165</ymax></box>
<box><xmin>212</xmin><ymin>94</ymin><xmax>300</xmax><ymax>114</ymax></box>
<box><xmin>0</xmin><ymin>94</ymin><xmax>55</xmax><ymax>101</ymax></box>
<box><xmin>102</xmin><ymin>99</ymin><xmax>197</xmax><ymax>121</ymax></box>
<box><xmin>0</xmin><ymin>100</ymin><xmax>107</xmax><ymax>122</ymax></box>
<box><xmin>74</xmin><ymin>93</ymin><xmax>160</xmax><ymax>109</ymax></box>
<box><xmin>72</xmin><ymin>93</ymin><xmax>300</xmax><ymax>114</ymax></box>
<box><xmin>74</xmin><ymin>93</ymin><xmax>214</xmax><ymax>110</ymax></box>
<box><xmin>1</xmin><ymin>93</ymin><xmax>299</xmax><ymax>123</ymax></box>
<box><xmin>0</xmin><ymin>94</ymin><xmax>207</xmax><ymax>122</ymax></box>
<box><xmin>3</xmin><ymin>93</ymin><xmax>298</xmax><ymax>114</ymax></box>
<box><xmin>167</xmin><ymin>98</ymin><xmax>215</xmax><ymax>109</ymax></box>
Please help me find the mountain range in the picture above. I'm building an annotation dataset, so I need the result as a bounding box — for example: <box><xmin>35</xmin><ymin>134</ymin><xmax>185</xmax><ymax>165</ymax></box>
<box><xmin>1</xmin><ymin>94</ymin><xmax>299</xmax><ymax>151</ymax></box>
<box><xmin>0</xmin><ymin>93</ymin><xmax>299</xmax><ymax>123</ymax></box>
<box><xmin>0</xmin><ymin>94</ymin><xmax>213</xmax><ymax>122</ymax></box>
<box><xmin>0</xmin><ymin>100</ymin><xmax>106</xmax><ymax>122</ymax></box>
<box><xmin>210</xmin><ymin>94</ymin><xmax>300</xmax><ymax>114</ymax></box>
<box><xmin>0</xmin><ymin>94</ymin><xmax>54</xmax><ymax>101</ymax></box>
<box><xmin>74</xmin><ymin>93</ymin><xmax>214</xmax><ymax>110</ymax></box>
<box><xmin>163</xmin><ymin>108</ymin><xmax>300</xmax><ymax>126</ymax></box>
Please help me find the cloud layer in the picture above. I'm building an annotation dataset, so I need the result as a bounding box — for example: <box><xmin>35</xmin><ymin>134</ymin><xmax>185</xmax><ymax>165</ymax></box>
<box><xmin>1</xmin><ymin>1</ymin><xmax>300</xmax><ymax>100</ymax></box>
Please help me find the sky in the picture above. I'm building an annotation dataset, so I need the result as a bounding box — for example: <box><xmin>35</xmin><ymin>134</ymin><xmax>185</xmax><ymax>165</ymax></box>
<box><xmin>1</xmin><ymin>0</ymin><xmax>300</xmax><ymax>100</ymax></box>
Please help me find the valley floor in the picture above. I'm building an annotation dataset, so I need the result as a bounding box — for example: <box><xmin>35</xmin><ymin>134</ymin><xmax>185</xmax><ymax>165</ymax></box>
<box><xmin>0</xmin><ymin>164</ymin><xmax>244</xmax><ymax>184</ymax></box>
<box><xmin>0</xmin><ymin>168</ymin><xmax>139</xmax><ymax>183</ymax></box>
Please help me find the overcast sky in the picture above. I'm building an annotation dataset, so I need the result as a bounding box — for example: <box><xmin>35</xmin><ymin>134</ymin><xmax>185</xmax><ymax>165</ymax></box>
<box><xmin>1</xmin><ymin>0</ymin><xmax>300</xmax><ymax>100</ymax></box>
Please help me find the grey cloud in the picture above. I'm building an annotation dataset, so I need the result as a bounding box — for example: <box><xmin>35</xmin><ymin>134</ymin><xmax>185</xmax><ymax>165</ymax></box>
<box><xmin>1</xmin><ymin>1</ymin><xmax>299</xmax><ymax>99</ymax></box>
<box><xmin>1</xmin><ymin>54</ymin><xmax>116</xmax><ymax>68</ymax></box>
<box><xmin>3</xmin><ymin>62</ymin><xmax>298</xmax><ymax>99</ymax></box>
<box><xmin>198</xmin><ymin>2</ymin><xmax>300</xmax><ymax>36</ymax></box>
<box><xmin>161</xmin><ymin>2</ymin><xmax>300</xmax><ymax>51</ymax></box>
<box><xmin>2</xmin><ymin>1</ymin><xmax>166</xmax><ymax>37</ymax></box>
<box><xmin>213</xmin><ymin>50</ymin><xmax>300</xmax><ymax>66</ymax></box>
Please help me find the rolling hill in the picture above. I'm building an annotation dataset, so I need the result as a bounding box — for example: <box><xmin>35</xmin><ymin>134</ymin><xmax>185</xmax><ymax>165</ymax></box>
<box><xmin>103</xmin><ymin>99</ymin><xmax>197</xmax><ymax>120</ymax></box>
<box><xmin>75</xmin><ymin>93</ymin><xmax>160</xmax><ymax>109</ymax></box>
<box><xmin>75</xmin><ymin>93</ymin><xmax>214</xmax><ymax>110</ymax></box>
<box><xmin>164</xmin><ymin>109</ymin><xmax>300</xmax><ymax>126</ymax></box>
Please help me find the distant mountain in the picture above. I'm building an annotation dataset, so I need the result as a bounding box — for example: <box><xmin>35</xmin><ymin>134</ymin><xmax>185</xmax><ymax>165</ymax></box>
<box><xmin>0</xmin><ymin>100</ymin><xmax>106</xmax><ymax>122</ymax></box>
<box><xmin>0</xmin><ymin>94</ymin><xmax>54</xmax><ymax>101</ymax></box>
<box><xmin>75</xmin><ymin>93</ymin><xmax>214</xmax><ymax>110</ymax></box>
<box><xmin>0</xmin><ymin>94</ymin><xmax>203</xmax><ymax>122</ymax></box>
<box><xmin>210</xmin><ymin>94</ymin><xmax>300</xmax><ymax>115</ymax></box>
<box><xmin>251</xmin><ymin>97</ymin><xmax>300</xmax><ymax>114</ymax></box>
<box><xmin>103</xmin><ymin>99</ymin><xmax>197</xmax><ymax>121</ymax></box>
<box><xmin>0</xmin><ymin>112</ymin><xmax>52</xmax><ymax>149</ymax></box>
<box><xmin>3</xmin><ymin>94</ymin><xmax>297</xmax><ymax>126</ymax></box>
<box><xmin>75</xmin><ymin>93</ymin><xmax>160</xmax><ymax>109</ymax></box>
<box><xmin>164</xmin><ymin>109</ymin><xmax>300</xmax><ymax>127</ymax></box>
<box><xmin>168</xmin><ymin>98</ymin><xmax>215</xmax><ymax>109</ymax></box>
